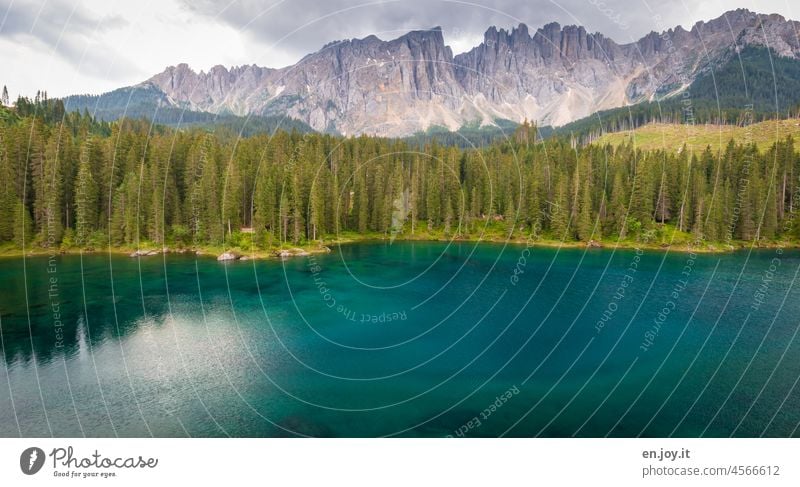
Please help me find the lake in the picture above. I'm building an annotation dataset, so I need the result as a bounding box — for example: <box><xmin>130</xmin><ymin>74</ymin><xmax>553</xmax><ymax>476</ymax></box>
<box><xmin>1</xmin><ymin>241</ymin><xmax>799</xmax><ymax>437</ymax></box>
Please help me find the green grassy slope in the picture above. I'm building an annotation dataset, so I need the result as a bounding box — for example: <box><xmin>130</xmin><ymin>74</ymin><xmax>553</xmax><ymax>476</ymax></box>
<box><xmin>594</xmin><ymin>118</ymin><xmax>800</xmax><ymax>153</ymax></box>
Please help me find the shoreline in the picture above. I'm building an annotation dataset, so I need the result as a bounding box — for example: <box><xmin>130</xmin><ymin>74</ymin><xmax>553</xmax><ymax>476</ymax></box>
<box><xmin>0</xmin><ymin>244</ymin><xmax>334</xmax><ymax>261</ymax></box>
<box><xmin>1</xmin><ymin>233</ymin><xmax>797</xmax><ymax>260</ymax></box>
<box><xmin>332</xmin><ymin>235</ymin><xmax>798</xmax><ymax>255</ymax></box>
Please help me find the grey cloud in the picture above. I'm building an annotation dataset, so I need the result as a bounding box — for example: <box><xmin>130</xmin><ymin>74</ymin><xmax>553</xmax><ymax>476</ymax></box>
<box><xmin>177</xmin><ymin>0</ymin><xmax>725</xmax><ymax>66</ymax></box>
<box><xmin>0</xmin><ymin>0</ymin><xmax>135</xmax><ymax>80</ymax></box>
<box><xmin>2</xmin><ymin>0</ymin><xmax>794</xmax><ymax>97</ymax></box>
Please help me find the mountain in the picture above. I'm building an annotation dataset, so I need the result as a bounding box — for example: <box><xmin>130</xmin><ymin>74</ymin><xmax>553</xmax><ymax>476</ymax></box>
<box><xmin>61</xmin><ymin>83</ymin><xmax>314</xmax><ymax>136</ymax></box>
<box><xmin>64</xmin><ymin>9</ymin><xmax>800</xmax><ymax>137</ymax></box>
<box><xmin>555</xmin><ymin>44</ymin><xmax>800</xmax><ymax>143</ymax></box>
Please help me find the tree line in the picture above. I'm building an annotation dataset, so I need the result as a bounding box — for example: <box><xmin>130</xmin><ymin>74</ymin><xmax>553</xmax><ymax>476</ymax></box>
<box><xmin>1</xmin><ymin>97</ymin><xmax>800</xmax><ymax>252</ymax></box>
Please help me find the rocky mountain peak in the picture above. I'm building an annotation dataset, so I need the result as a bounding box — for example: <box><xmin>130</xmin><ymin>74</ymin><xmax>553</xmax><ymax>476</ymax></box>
<box><xmin>81</xmin><ymin>9</ymin><xmax>800</xmax><ymax>136</ymax></box>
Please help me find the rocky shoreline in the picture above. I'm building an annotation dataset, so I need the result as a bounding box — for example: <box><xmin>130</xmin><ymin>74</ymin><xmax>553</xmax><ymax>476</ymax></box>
<box><xmin>124</xmin><ymin>246</ymin><xmax>333</xmax><ymax>262</ymax></box>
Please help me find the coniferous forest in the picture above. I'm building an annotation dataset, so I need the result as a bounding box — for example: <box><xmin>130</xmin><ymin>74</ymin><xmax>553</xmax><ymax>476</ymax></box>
<box><xmin>2</xmin><ymin>93</ymin><xmax>800</xmax><ymax>255</ymax></box>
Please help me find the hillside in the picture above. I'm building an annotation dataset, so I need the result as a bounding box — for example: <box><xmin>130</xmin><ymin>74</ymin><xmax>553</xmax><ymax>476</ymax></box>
<box><xmin>594</xmin><ymin>119</ymin><xmax>800</xmax><ymax>153</ymax></box>
<box><xmin>552</xmin><ymin>45</ymin><xmax>800</xmax><ymax>143</ymax></box>
<box><xmin>64</xmin><ymin>86</ymin><xmax>314</xmax><ymax>136</ymax></box>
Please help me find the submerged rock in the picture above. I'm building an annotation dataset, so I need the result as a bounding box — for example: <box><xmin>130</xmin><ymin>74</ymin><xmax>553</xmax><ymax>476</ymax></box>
<box><xmin>129</xmin><ymin>249</ymin><xmax>160</xmax><ymax>257</ymax></box>
<box><xmin>274</xmin><ymin>247</ymin><xmax>316</xmax><ymax>259</ymax></box>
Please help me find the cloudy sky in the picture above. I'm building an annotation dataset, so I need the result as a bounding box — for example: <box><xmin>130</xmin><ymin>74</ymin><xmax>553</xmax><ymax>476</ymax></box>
<box><xmin>0</xmin><ymin>0</ymin><xmax>796</xmax><ymax>99</ymax></box>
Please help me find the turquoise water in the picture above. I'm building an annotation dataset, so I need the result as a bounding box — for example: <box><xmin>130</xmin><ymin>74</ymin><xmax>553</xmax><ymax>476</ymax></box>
<box><xmin>1</xmin><ymin>241</ymin><xmax>799</xmax><ymax>437</ymax></box>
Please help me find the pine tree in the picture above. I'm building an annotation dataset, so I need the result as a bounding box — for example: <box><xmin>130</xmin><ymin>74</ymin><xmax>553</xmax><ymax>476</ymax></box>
<box><xmin>739</xmin><ymin>167</ymin><xmax>758</xmax><ymax>241</ymax></box>
<box><xmin>122</xmin><ymin>172</ymin><xmax>140</xmax><ymax>245</ymax></box>
<box><xmin>550</xmin><ymin>178</ymin><xmax>570</xmax><ymax>240</ymax></box>
<box><xmin>330</xmin><ymin>170</ymin><xmax>342</xmax><ymax>235</ymax></box>
<box><xmin>608</xmin><ymin>170</ymin><xmax>628</xmax><ymax>238</ymax></box>
<box><xmin>254</xmin><ymin>170</ymin><xmax>277</xmax><ymax>246</ymax></box>
<box><xmin>355</xmin><ymin>168</ymin><xmax>369</xmax><ymax>233</ymax></box>
<box><xmin>222</xmin><ymin>159</ymin><xmax>243</xmax><ymax>239</ymax></box>
<box><xmin>655</xmin><ymin>168</ymin><xmax>671</xmax><ymax>223</ymax></box>
<box><xmin>685</xmin><ymin>156</ymin><xmax>704</xmax><ymax>239</ymax></box>
<box><xmin>503</xmin><ymin>191</ymin><xmax>515</xmax><ymax>235</ymax></box>
<box><xmin>308</xmin><ymin>172</ymin><xmax>325</xmax><ymax>241</ymax></box>
<box><xmin>289</xmin><ymin>172</ymin><xmax>303</xmax><ymax>244</ymax></box>
<box><xmin>0</xmin><ymin>134</ymin><xmax>16</xmax><ymax>241</ymax></box>
<box><xmin>577</xmin><ymin>179</ymin><xmax>594</xmax><ymax>241</ymax></box>
<box><xmin>109</xmin><ymin>190</ymin><xmax>126</xmax><ymax>246</ymax></box>
<box><xmin>13</xmin><ymin>200</ymin><xmax>33</xmax><ymax>248</ymax></box>
<box><xmin>200</xmin><ymin>147</ymin><xmax>223</xmax><ymax>244</ymax></box>
<box><xmin>629</xmin><ymin>158</ymin><xmax>654</xmax><ymax>232</ymax></box>
<box><xmin>39</xmin><ymin>137</ymin><xmax>64</xmax><ymax>247</ymax></box>
<box><xmin>761</xmin><ymin>167</ymin><xmax>778</xmax><ymax>240</ymax></box>
<box><xmin>74</xmin><ymin>141</ymin><xmax>98</xmax><ymax>247</ymax></box>
<box><xmin>525</xmin><ymin>171</ymin><xmax>541</xmax><ymax>235</ymax></box>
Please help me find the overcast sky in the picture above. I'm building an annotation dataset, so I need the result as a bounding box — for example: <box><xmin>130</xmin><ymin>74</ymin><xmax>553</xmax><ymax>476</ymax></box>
<box><xmin>1</xmin><ymin>0</ymin><xmax>796</xmax><ymax>99</ymax></box>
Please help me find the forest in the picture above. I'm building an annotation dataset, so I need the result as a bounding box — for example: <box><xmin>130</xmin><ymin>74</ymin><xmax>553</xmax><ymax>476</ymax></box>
<box><xmin>1</xmin><ymin>92</ymin><xmax>800</xmax><ymax>254</ymax></box>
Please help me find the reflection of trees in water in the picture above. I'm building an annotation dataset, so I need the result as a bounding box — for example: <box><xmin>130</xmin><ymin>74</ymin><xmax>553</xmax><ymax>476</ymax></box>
<box><xmin>0</xmin><ymin>256</ymin><xmax>177</xmax><ymax>367</ymax></box>
<box><xmin>0</xmin><ymin>252</ymin><xmax>289</xmax><ymax>368</ymax></box>
<box><xmin>0</xmin><ymin>293</ymin><xmax>173</xmax><ymax>367</ymax></box>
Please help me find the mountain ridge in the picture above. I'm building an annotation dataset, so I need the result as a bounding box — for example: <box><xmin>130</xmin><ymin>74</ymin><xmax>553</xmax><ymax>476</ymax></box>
<box><xmin>64</xmin><ymin>8</ymin><xmax>800</xmax><ymax>136</ymax></box>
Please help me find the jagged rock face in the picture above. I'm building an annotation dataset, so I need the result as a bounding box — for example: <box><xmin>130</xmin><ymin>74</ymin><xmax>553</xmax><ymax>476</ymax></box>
<box><xmin>453</xmin><ymin>23</ymin><xmax>628</xmax><ymax>127</ymax></box>
<box><xmin>148</xmin><ymin>63</ymin><xmax>276</xmax><ymax>115</ymax></box>
<box><xmin>272</xmin><ymin>27</ymin><xmax>465</xmax><ymax>135</ymax></box>
<box><xmin>138</xmin><ymin>8</ymin><xmax>799</xmax><ymax>136</ymax></box>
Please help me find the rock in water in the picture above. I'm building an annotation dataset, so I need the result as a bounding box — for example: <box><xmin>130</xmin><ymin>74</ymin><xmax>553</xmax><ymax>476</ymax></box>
<box><xmin>130</xmin><ymin>249</ymin><xmax>160</xmax><ymax>257</ymax></box>
<box><xmin>217</xmin><ymin>251</ymin><xmax>239</xmax><ymax>261</ymax></box>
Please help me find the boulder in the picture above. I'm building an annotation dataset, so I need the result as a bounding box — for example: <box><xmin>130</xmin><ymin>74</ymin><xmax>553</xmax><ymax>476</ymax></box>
<box><xmin>274</xmin><ymin>248</ymin><xmax>317</xmax><ymax>259</ymax></box>
<box><xmin>130</xmin><ymin>249</ymin><xmax>160</xmax><ymax>257</ymax></box>
<box><xmin>217</xmin><ymin>251</ymin><xmax>239</xmax><ymax>261</ymax></box>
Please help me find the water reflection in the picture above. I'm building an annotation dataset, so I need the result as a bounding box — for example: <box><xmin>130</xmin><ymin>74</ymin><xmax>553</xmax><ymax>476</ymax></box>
<box><xmin>0</xmin><ymin>255</ymin><xmax>180</xmax><ymax>367</ymax></box>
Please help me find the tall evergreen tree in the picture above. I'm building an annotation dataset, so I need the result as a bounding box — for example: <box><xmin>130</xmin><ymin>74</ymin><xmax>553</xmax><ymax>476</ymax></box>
<box><xmin>13</xmin><ymin>200</ymin><xmax>32</xmax><ymax>248</ymax></box>
<box><xmin>74</xmin><ymin>141</ymin><xmax>98</xmax><ymax>247</ymax></box>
